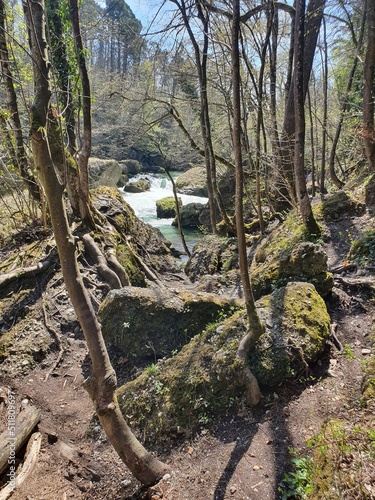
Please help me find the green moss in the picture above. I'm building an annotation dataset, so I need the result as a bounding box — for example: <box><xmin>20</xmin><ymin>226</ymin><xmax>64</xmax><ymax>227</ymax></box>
<box><xmin>116</xmin><ymin>244</ymin><xmax>145</xmax><ymax>286</ymax></box>
<box><xmin>250</xmin><ymin>283</ymin><xmax>331</xmax><ymax>386</ymax></box>
<box><xmin>156</xmin><ymin>196</ymin><xmax>182</xmax><ymax>218</ymax></box>
<box><xmin>320</xmin><ymin>191</ymin><xmax>366</xmax><ymax>221</ymax></box>
<box><xmin>348</xmin><ymin>230</ymin><xmax>375</xmax><ymax>267</ymax></box>
<box><xmin>117</xmin><ymin>311</ymin><xmax>248</xmax><ymax>443</ymax></box>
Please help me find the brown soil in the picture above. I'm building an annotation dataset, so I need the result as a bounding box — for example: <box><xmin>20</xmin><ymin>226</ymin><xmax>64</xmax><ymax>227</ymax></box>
<box><xmin>0</xmin><ymin>211</ymin><xmax>374</xmax><ymax>500</ymax></box>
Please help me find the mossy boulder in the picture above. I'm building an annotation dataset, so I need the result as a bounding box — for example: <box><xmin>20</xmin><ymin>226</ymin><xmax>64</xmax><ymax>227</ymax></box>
<box><xmin>99</xmin><ymin>286</ymin><xmax>239</xmax><ymax>360</ymax></box>
<box><xmin>185</xmin><ymin>235</ymin><xmax>238</xmax><ymax>282</ymax></box>
<box><xmin>92</xmin><ymin>187</ymin><xmax>179</xmax><ymax>277</ymax></box>
<box><xmin>116</xmin><ymin>282</ymin><xmax>330</xmax><ymax>443</ymax></box>
<box><xmin>175</xmin><ymin>167</ymin><xmax>208</xmax><ymax>196</ymax></box>
<box><xmin>321</xmin><ymin>191</ymin><xmax>366</xmax><ymax>221</ymax></box>
<box><xmin>88</xmin><ymin>158</ymin><xmax>122</xmax><ymax>188</ymax></box>
<box><xmin>361</xmin><ymin>357</ymin><xmax>375</xmax><ymax>403</ymax></box>
<box><xmin>251</xmin><ymin>219</ymin><xmax>333</xmax><ymax>298</ymax></box>
<box><xmin>124</xmin><ymin>178</ymin><xmax>151</xmax><ymax>193</ymax></box>
<box><xmin>172</xmin><ymin>202</ymin><xmax>204</xmax><ymax>228</ymax></box>
<box><xmin>250</xmin><ymin>282</ymin><xmax>331</xmax><ymax>386</ymax></box>
<box><xmin>156</xmin><ymin>197</ymin><xmax>182</xmax><ymax>219</ymax></box>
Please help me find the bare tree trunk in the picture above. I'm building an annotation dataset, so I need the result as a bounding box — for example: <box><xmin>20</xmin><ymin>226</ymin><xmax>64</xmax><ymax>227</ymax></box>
<box><xmin>23</xmin><ymin>0</ymin><xmax>168</xmax><ymax>485</ymax></box>
<box><xmin>320</xmin><ymin>16</ymin><xmax>328</xmax><ymax>194</ymax></box>
<box><xmin>294</xmin><ymin>0</ymin><xmax>320</xmax><ymax>235</ymax></box>
<box><xmin>69</xmin><ymin>0</ymin><xmax>95</xmax><ymax>227</ymax></box>
<box><xmin>363</xmin><ymin>0</ymin><xmax>375</xmax><ymax>172</ymax></box>
<box><xmin>232</xmin><ymin>0</ymin><xmax>262</xmax><ymax>406</ymax></box>
<box><xmin>280</xmin><ymin>0</ymin><xmax>325</xmax><ymax>200</ymax></box>
<box><xmin>0</xmin><ymin>0</ymin><xmax>40</xmax><ymax>202</ymax></box>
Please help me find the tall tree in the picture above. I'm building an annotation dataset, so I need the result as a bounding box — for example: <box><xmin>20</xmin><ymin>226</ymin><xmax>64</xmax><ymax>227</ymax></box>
<box><xmin>293</xmin><ymin>0</ymin><xmax>320</xmax><ymax>234</ymax></box>
<box><xmin>363</xmin><ymin>0</ymin><xmax>375</xmax><ymax>172</ymax></box>
<box><xmin>232</xmin><ymin>0</ymin><xmax>263</xmax><ymax>406</ymax></box>
<box><xmin>23</xmin><ymin>0</ymin><xmax>168</xmax><ymax>485</ymax></box>
<box><xmin>279</xmin><ymin>0</ymin><xmax>325</xmax><ymax>202</ymax></box>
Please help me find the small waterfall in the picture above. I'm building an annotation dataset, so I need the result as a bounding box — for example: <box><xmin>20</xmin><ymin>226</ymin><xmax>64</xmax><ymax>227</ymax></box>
<box><xmin>122</xmin><ymin>172</ymin><xmax>207</xmax><ymax>258</ymax></box>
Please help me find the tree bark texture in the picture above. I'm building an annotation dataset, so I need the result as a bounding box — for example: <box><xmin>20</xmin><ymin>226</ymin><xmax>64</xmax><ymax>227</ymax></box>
<box><xmin>23</xmin><ymin>0</ymin><xmax>168</xmax><ymax>485</ymax></box>
<box><xmin>294</xmin><ymin>0</ymin><xmax>320</xmax><ymax>235</ymax></box>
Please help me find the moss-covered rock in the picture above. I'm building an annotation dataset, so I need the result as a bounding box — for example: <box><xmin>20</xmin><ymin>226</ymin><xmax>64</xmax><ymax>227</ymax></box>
<box><xmin>124</xmin><ymin>178</ymin><xmax>151</xmax><ymax>193</ymax></box>
<box><xmin>92</xmin><ymin>187</ymin><xmax>179</xmax><ymax>277</ymax></box>
<box><xmin>175</xmin><ymin>167</ymin><xmax>208</xmax><ymax>196</ymax></box>
<box><xmin>156</xmin><ymin>196</ymin><xmax>182</xmax><ymax>219</ymax></box>
<box><xmin>362</xmin><ymin>357</ymin><xmax>375</xmax><ymax>403</ymax></box>
<box><xmin>250</xmin><ymin>282</ymin><xmax>331</xmax><ymax>386</ymax></box>
<box><xmin>172</xmin><ymin>202</ymin><xmax>204</xmax><ymax>228</ymax></box>
<box><xmin>185</xmin><ymin>235</ymin><xmax>238</xmax><ymax>282</ymax></box>
<box><xmin>251</xmin><ymin>213</ymin><xmax>333</xmax><ymax>298</ymax></box>
<box><xmin>99</xmin><ymin>286</ymin><xmax>240</xmax><ymax>360</ymax></box>
<box><xmin>116</xmin><ymin>282</ymin><xmax>330</xmax><ymax>443</ymax></box>
<box><xmin>321</xmin><ymin>191</ymin><xmax>366</xmax><ymax>221</ymax></box>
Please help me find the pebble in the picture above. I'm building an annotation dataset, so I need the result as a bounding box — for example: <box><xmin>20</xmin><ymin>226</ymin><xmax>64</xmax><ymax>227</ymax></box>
<box><xmin>361</xmin><ymin>348</ymin><xmax>371</xmax><ymax>355</ymax></box>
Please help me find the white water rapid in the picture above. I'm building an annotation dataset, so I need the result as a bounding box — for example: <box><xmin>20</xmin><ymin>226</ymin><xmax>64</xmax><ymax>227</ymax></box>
<box><xmin>121</xmin><ymin>173</ymin><xmax>208</xmax><ymax>259</ymax></box>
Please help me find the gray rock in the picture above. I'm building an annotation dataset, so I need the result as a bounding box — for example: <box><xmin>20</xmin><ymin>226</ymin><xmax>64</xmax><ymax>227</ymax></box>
<box><xmin>88</xmin><ymin>158</ymin><xmax>122</xmax><ymax>188</ymax></box>
<box><xmin>99</xmin><ymin>286</ymin><xmax>239</xmax><ymax>360</ymax></box>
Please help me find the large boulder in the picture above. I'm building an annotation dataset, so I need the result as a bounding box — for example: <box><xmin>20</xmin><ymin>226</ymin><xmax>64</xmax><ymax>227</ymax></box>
<box><xmin>124</xmin><ymin>178</ymin><xmax>151</xmax><ymax>193</ymax></box>
<box><xmin>185</xmin><ymin>235</ymin><xmax>238</xmax><ymax>282</ymax></box>
<box><xmin>321</xmin><ymin>191</ymin><xmax>366</xmax><ymax>220</ymax></box>
<box><xmin>88</xmin><ymin>158</ymin><xmax>122</xmax><ymax>188</ymax></box>
<box><xmin>251</xmin><ymin>240</ymin><xmax>333</xmax><ymax>298</ymax></box>
<box><xmin>99</xmin><ymin>286</ymin><xmax>239</xmax><ymax>360</ymax></box>
<box><xmin>250</xmin><ymin>282</ymin><xmax>331</xmax><ymax>386</ymax></box>
<box><xmin>175</xmin><ymin>167</ymin><xmax>207</xmax><ymax>196</ymax></box>
<box><xmin>172</xmin><ymin>202</ymin><xmax>205</xmax><ymax>228</ymax></box>
<box><xmin>116</xmin><ymin>282</ymin><xmax>331</xmax><ymax>443</ymax></box>
<box><xmin>156</xmin><ymin>196</ymin><xmax>182</xmax><ymax>218</ymax></box>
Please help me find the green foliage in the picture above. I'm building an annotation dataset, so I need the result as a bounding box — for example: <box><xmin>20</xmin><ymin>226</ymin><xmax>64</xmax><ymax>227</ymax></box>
<box><xmin>348</xmin><ymin>231</ymin><xmax>375</xmax><ymax>267</ymax></box>
<box><xmin>278</xmin><ymin>453</ymin><xmax>313</xmax><ymax>499</ymax></box>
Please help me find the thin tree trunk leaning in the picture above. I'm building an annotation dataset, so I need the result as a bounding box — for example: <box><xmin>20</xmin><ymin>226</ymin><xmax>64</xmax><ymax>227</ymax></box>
<box><xmin>363</xmin><ymin>0</ymin><xmax>375</xmax><ymax>172</ymax></box>
<box><xmin>329</xmin><ymin>5</ymin><xmax>365</xmax><ymax>187</ymax></box>
<box><xmin>23</xmin><ymin>0</ymin><xmax>168</xmax><ymax>485</ymax></box>
<box><xmin>0</xmin><ymin>0</ymin><xmax>40</xmax><ymax>202</ymax></box>
<box><xmin>320</xmin><ymin>16</ymin><xmax>328</xmax><ymax>194</ymax></box>
<box><xmin>0</xmin><ymin>406</ymin><xmax>41</xmax><ymax>475</ymax></box>
<box><xmin>232</xmin><ymin>0</ymin><xmax>263</xmax><ymax>406</ymax></box>
<box><xmin>293</xmin><ymin>0</ymin><xmax>321</xmax><ymax>235</ymax></box>
<box><xmin>69</xmin><ymin>0</ymin><xmax>95</xmax><ymax>228</ymax></box>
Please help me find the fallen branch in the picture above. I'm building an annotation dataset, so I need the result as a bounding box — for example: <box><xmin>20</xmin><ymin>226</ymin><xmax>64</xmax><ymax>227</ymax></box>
<box><xmin>0</xmin><ymin>406</ymin><xmax>41</xmax><ymax>475</ymax></box>
<box><xmin>334</xmin><ymin>276</ymin><xmax>375</xmax><ymax>288</ymax></box>
<box><xmin>0</xmin><ymin>432</ymin><xmax>42</xmax><ymax>500</ymax></box>
<box><xmin>0</xmin><ymin>259</ymin><xmax>55</xmax><ymax>289</ymax></box>
<box><xmin>330</xmin><ymin>263</ymin><xmax>357</xmax><ymax>274</ymax></box>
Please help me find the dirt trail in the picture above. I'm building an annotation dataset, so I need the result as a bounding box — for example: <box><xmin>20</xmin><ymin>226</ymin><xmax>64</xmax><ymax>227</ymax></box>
<box><xmin>0</xmin><ymin>212</ymin><xmax>374</xmax><ymax>500</ymax></box>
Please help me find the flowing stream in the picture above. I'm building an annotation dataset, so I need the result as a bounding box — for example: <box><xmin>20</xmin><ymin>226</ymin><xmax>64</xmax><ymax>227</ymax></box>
<box><xmin>121</xmin><ymin>173</ymin><xmax>208</xmax><ymax>260</ymax></box>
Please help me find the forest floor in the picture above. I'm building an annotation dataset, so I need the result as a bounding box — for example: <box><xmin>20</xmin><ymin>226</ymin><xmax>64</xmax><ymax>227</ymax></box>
<box><xmin>0</xmin><ymin>206</ymin><xmax>374</xmax><ymax>500</ymax></box>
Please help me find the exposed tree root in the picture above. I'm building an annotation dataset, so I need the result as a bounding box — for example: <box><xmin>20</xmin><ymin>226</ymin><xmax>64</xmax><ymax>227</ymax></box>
<box><xmin>42</xmin><ymin>298</ymin><xmax>64</xmax><ymax>381</ymax></box>
<box><xmin>81</xmin><ymin>233</ymin><xmax>122</xmax><ymax>289</ymax></box>
<box><xmin>236</xmin><ymin>330</ymin><xmax>262</xmax><ymax>406</ymax></box>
